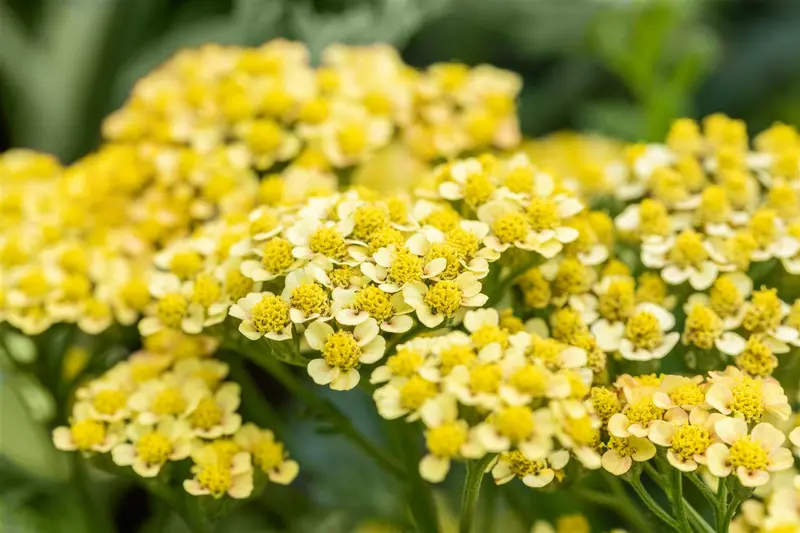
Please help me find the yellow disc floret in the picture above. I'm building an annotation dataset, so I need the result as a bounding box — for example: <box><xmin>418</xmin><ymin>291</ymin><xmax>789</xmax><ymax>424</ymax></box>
<box><xmin>322</xmin><ymin>331</ymin><xmax>362</xmax><ymax>370</ymax></box>
<box><xmin>352</xmin><ymin>285</ymin><xmax>393</xmax><ymax>322</ymax></box>
<box><xmin>290</xmin><ymin>283</ymin><xmax>330</xmax><ymax>317</ymax></box>
<box><xmin>260</xmin><ymin>238</ymin><xmax>295</xmax><ymax>274</ymax></box>
<box><xmin>683</xmin><ymin>305</ymin><xmax>723</xmax><ymax>350</ymax></box>
<box><xmin>251</xmin><ymin>295</ymin><xmax>291</xmax><ymax>333</ymax></box>
<box><xmin>137</xmin><ymin>432</ymin><xmax>173</xmax><ymax>464</ymax></box>
<box><xmin>424</xmin><ymin>281</ymin><xmax>462</xmax><ymax>316</ymax></box>
<box><xmin>625</xmin><ymin>312</ymin><xmax>664</xmax><ymax>350</ymax></box>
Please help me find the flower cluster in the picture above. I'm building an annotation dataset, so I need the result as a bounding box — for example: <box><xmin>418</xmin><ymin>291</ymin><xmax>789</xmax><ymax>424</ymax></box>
<box><xmin>104</xmin><ymin>40</ymin><xmax>521</xmax><ymax>167</ymax></box>
<box><xmin>52</xmin><ymin>329</ymin><xmax>297</xmax><ymax>499</ymax></box>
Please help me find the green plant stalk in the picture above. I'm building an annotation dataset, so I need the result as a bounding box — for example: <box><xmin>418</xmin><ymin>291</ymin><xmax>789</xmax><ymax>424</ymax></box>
<box><xmin>237</xmin><ymin>342</ymin><xmax>405</xmax><ymax>479</ymax></box>
<box><xmin>627</xmin><ymin>475</ymin><xmax>680</xmax><ymax>531</ymax></box>
<box><xmin>670</xmin><ymin>469</ymin><xmax>692</xmax><ymax>533</ymax></box>
<box><xmin>685</xmin><ymin>502</ymin><xmax>715</xmax><ymax>533</ymax></box>
<box><xmin>686</xmin><ymin>472</ymin><xmax>721</xmax><ymax>515</ymax></box>
<box><xmin>715</xmin><ymin>479</ymin><xmax>729</xmax><ymax>531</ymax></box>
<box><xmin>458</xmin><ymin>456</ymin><xmax>493</xmax><ymax>533</ymax></box>
<box><xmin>573</xmin><ymin>484</ymin><xmax>651</xmax><ymax>532</ymax></box>
<box><xmin>719</xmin><ymin>494</ymin><xmax>745</xmax><ymax>533</ymax></box>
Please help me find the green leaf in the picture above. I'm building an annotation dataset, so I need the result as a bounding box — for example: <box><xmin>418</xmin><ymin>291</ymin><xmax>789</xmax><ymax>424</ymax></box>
<box><xmin>234</xmin><ymin>0</ymin><xmax>285</xmax><ymax>45</ymax></box>
<box><xmin>2</xmin><ymin>331</ymin><xmax>37</xmax><ymax>363</ymax></box>
<box><xmin>0</xmin><ymin>377</ymin><xmax>69</xmax><ymax>483</ymax></box>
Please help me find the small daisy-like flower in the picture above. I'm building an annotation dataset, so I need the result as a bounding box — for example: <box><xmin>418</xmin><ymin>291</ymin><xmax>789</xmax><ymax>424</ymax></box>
<box><xmin>285</xmin><ymin>217</ymin><xmax>356</xmax><ymax>265</ymax></box>
<box><xmin>74</xmin><ymin>379</ymin><xmax>131</xmax><ymax>423</ymax></box>
<box><xmin>334</xmin><ymin>284</ymin><xmax>413</xmax><ymax>333</ymax></box>
<box><xmin>642</xmin><ymin>229</ymin><xmax>728</xmax><ymax>290</ymax></box>
<box><xmin>593</xmin><ymin>303</ymin><xmax>679</xmax><ymax>361</ymax></box>
<box><xmin>490</xmin><ymin>449</ymin><xmax>569</xmax><ymax>488</ymax></box>
<box><xmin>52</xmin><ymin>403</ymin><xmax>121</xmax><ymax>453</ymax></box>
<box><xmin>705</xmin><ymin>367</ymin><xmax>791</xmax><ymax>422</ymax></box>
<box><xmin>445</xmin><ymin>360</ymin><xmax>504</xmax><ymax>410</ymax></box>
<box><xmin>373</xmin><ymin>374</ymin><xmax>440</xmax><ymax>421</ymax></box>
<box><xmin>186</xmin><ymin>383</ymin><xmax>242</xmax><ymax>439</ymax></box>
<box><xmin>229</xmin><ymin>291</ymin><xmax>292</xmax><ymax>341</ymax></box>
<box><xmin>184</xmin><ymin>446</ymin><xmax>254</xmax><ymax>499</ymax></box>
<box><xmin>551</xmin><ymin>401</ymin><xmax>601</xmax><ymax>469</ymax></box>
<box><xmin>652</xmin><ymin>375</ymin><xmax>707</xmax><ymax>411</ymax></box>
<box><xmin>363</xmin><ymin>244</ymin><xmax>444</xmax><ymax>293</ymax></box>
<box><xmin>474</xmin><ymin>404</ymin><xmax>555</xmax><ymax>459</ymax></box>
<box><xmin>240</xmin><ymin>237</ymin><xmax>300</xmax><ymax>282</ymax></box>
<box><xmin>370</xmin><ymin>339</ymin><xmax>439</xmax><ymax>385</ymax></box>
<box><xmin>681</xmin><ymin>303</ymin><xmax>724</xmax><ymax>351</ymax></box>
<box><xmin>615</xmin><ymin>199</ymin><xmax>673</xmax><ymax>244</ymax></box>
<box><xmin>648</xmin><ymin>407</ymin><xmax>723</xmax><ymax>472</ymax></box>
<box><xmin>126</xmin><ymin>377</ymin><xmax>207</xmax><ymax>425</ymax></box>
<box><xmin>281</xmin><ymin>269</ymin><xmax>332</xmax><ymax>324</ymax></box>
<box><xmin>601</xmin><ymin>434</ymin><xmax>656</xmax><ymax>475</ymax></box>
<box><xmin>111</xmin><ymin>419</ymin><xmax>193</xmax><ymax>477</ymax></box>
<box><xmin>234</xmin><ymin>423</ymin><xmax>299</xmax><ymax>484</ymax></box>
<box><xmin>609</xmin><ymin>390</ymin><xmax>686</xmax><ymax>439</ymax></box>
<box><xmin>685</xmin><ymin>273</ymin><xmax>752</xmax><ymax>330</ymax></box>
<box><xmin>706</xmin><ymin>418</ymin><xmax>794</xmax><ymax>487</ymax></box>
<box><xmin>138</xmin><ymin>274</ymin><xmax>204</xmax><ymax>336</ymax></box>
<box><xmin>418</xmin><ymin>396</ymin><xmax>483</xmax><ymax>483</ymax></box>
<box><xmin>403</xmin><ymin>273</ymin><xmax>487</xmax><ymax>328</ymax></box>
<box><xmin>740</xmin><ymin>287</ymin><xmax>797</xmax><ymax>353</ymax></box>
<box><xmin>154</xmin><ymin>238</ymin><xmax>214</xmax><ymax>280</ymax></box>
<box><xmin>304</xmin><ymin>319</ymin><xmax>386</xmax><ymax>391</ymax></box>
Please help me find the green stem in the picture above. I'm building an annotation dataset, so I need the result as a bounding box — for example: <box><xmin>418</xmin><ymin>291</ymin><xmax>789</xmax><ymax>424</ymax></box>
<box><xmin>238</xmin><ymin>342</ymin><xmax>404</xmax><ymax>479</ymax></box>
<box><xmin>719</xmin><ymin>495</ymin><xmax>744</xmax><ymax>533</ymax></box>
<box><xmin>458</xmin><ymin>456</ymin><xmax>493</xmax><ymax>533</ymax></box>
<box><xmin>715</xmin><ymin>479</ymin><xmax>729</xmax><ymax>532</ymax></box>
<box><xmin>627</xmin><ymin>475</ymin><xmax>680</xmax><ymax>531</ymax></box>
<box><xmin>573</xmin><ymin>484</ymin><xmax>651</xmax><ymax>533</ymax></box>
<box><xmin>221</xmin><ymin>352</ymin><xmax>285</xmax><ymax>436</ymax></box>
<box><xmin>670</xmin><ymin>469</ymin><xmax>692</xmax><ymax>533</ymax></box>
<box><xmin>386</xmin><ymin>420</ymin><xmax>440</xmax><ymax>533</ymax></box>
<box><xmin>685</xmin><ymin>502</ymin><xmax>715</xmax><ymax>533</ymax></box>
<box><xmin>686</xmin><ymin>472</ymin><xmax>720</xmax><ymax>510</ymax></box>
<box><xmin>73</xmin><ymin>455</ymin><xmax>116</xmax><ymax>533</ymax></box>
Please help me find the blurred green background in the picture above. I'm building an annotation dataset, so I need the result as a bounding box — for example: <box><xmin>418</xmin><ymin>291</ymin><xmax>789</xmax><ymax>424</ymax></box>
<box><xmin>4</xmin><ymin>0</ymin><xmax>800</xmax><ymax>164</ymax></box>
<box><xmin>3</xmin><ymin>1</ymin><xmax>800</xmax><ymax>532</ymax></box>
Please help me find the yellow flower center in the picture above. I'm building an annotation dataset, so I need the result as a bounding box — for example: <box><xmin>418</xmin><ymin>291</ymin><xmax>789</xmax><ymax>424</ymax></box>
<box><xmin>260</xmin><ymin>238</ymin><xmax>295</xmax><ymax>274</ymax></box>
<box><xmin>59</xmin><ymin>246</ymin><xmax>88</xmax><ymax>274</ymax></box>
<box><xmin>399</xmin><ymin>375</ymin><xmax>438</xmax><ymax>411</ymax></box>
<box><xmin>728</xmin><ymin>436</ymin><xmax>769</xmax><ymax>472</ymax></box>
<box><xmin>388</xmin><ymin>247</ymin><xmax>422</xmax><ymax>285</ymax></box>
<box><xmin>526</xmin><ymin>198</ymin><xmax>561</xmax><ymax>231</ymax></box>
<box><xmin>670</xmin><ymin>382</ymin><xmax>705</xmax><ymax>407</ymax></box>
<box><xmin>743</xmin><ymin>288</ymin><xmax>782</xmax><ymax>334</ymax></box>
<box><xmin>197</xmin><ymin>462</ymin><xmax>232</xmax><ymax>497</ymax></box>
<box><xmin>768</xmin><ymin>183</ymin><xmax>798</xmax><ymax>219</ymax></box>
<box><xmin>724</xmin><ymin>231</ymin><xmax>758</xmax><ymax>271</ymax></box>
<box><xmin>749</xmin><ymin>209</ymin><xmax>778</xmax><ymax>248</ymax></box>
<box><xmin>386</xmin><ymin>196</ymin><xmax>409</xmax><ymax>225</ymax></box>
<box><xmin>170</xmin><ymin>250</ymin><xmax>204</xmax><ymax>279</ymax></box>
<box><xmin>565</xmin><ymin>415</ymin><xmax>599</xmax><ymax>446</ymax></box>
<box><xmin>250</xmin><ymin>295</ymin><xmax>290</xmax><ymax>334</ymax></box>
<box><xmin>298</xmin><ymin>97</ymin><xmax>329</xmax><ymax>124</ymax></box>
<box><xmin>553</xmin><ymin>258</ymin><xmax>591</xmax><ymax>296</ymax></box>
<box><xmin>499</xmin><ymin>309</ymin><xmax>524</xmax><ymax>333</ymax></box>
<box><xmin>18</xmin><ymin>269</ymin><xmax>49</xmax><ymax>298</ymax></box>
<box><xmin>527</xmin><ymin>337</ymin><xmax>563</xmax><ymax>368</ymax></box>
<box><xmin>423</xmin><ymin>281</ymin><xmax>462</xmax><ymax>316</ymax></box>
<box><xmin>730</xmin><ymin>378</ymin><xmax>765</xmax><ymax>422</ymax></box>
<box><xmin>386</xmin><ymin>349</ymin><xmax>424</xmax><ymax>378</ymax></box>
<box><xmin>61</xmin><ymin>274</ymin><xmax>91</xmax><ymax>302</ymax></box>
<box><xmin>424</xmin><ymin>242</ymin><xmax>461</xmax><ymax>281</ymax></box>
<box><xmin>225</xmin><ymin>268</ymin><xmax>254</xmax><ymax>301</ymax></box>
<box><xmin>492</xmin><ymin>212</ymin><xmax>529</xmax><ymax>244</ymax></box>
<box><xmin>252</xmin><ymin>437</ymin><xmax>285</xmax><ymax>472</ymax></box>
<box><xmin>666</xmin><ymin>118</ymin><xmax>702</xmax><ymax>154</ymax></box>
<box><xmin>152</xmin><ymin>387</ymin><xmax>187</xmax><ymax>416</ymax></box>
<box><xmin>469</xmin><ymin>363</ymin><xmax>502</xmax><ymax>394</ymax></box>
<box><xmin>625</xmin><ymin>397</ymin><xmax>665</xmax><ymax>427</ymax></box>
<box><xmin>625</xmin><ymin>312</ymin><xmax>664</xmax><ymax>350</ymax></box>
<box><xmin>210</xmin><ymin>439</ymin><xmax>242</xmax><ymax>465</ymax></box>
<box><xmin>192</xmin><ymin>274</ymin><xmax>221</xmax><ymax>308</ymax></box>
<box><xmin>322</xmin><ymin>331</ymin><xmax>362</xmax><ymax>370</ymax></box>
<box><xmin>591</xmin><ymin>387</ymin><xmax>621</xmax><ymax>424</ymax></box>
<box><xmin>636</xmin><ymin>373</ymin><xmax>664</xmax><ymax>387</ymax></box>
<box><xmin>669</xmin><ymin>230</ymin><xmax>709</xmax><ymax>269</ymax></box>
<box><xmin>463</xmin><ymin>172</ymin><xmax>494</xmax><ymax>207</ymax></box>
<box><xmin>505</xmin><ymin>450</ymin><xmax>548</xmax><ymax>478</ymax></box>
<box><xmin>652</xmin><ymin>167</ymin><xmax>689</xmax><ymax>205</ymax></box>
<box><xmin>607</xmin><ymin>435</ymin><xmax>635</xmax><ymax>457</ymax></box>
<box><xmin>352</xmin><ymin>285</ymin><xmax>393</xmax><ymax>322</ymax></box>
<box><xmin>517</xmin><ymin>268</ymin><xmax>551</xmax><ymax>308</ymax></box>
<box><xmin>684</xmin><ymin>305</ymin><xmax>723</xmax><ymax>350</ymax></box>
<box><xmin>471</xmin><ymin>324</ymin><xmax>508</xmax><ymax>349</ymax></box>
<box><xmin>445</xmin><ymin>228</ymin><xmax>479</xmax><ymax>260</ymax></box>
<box><xmin>737</xmin><ymin>336</ymin><xmax>776</xmax><ymax>377</ymax></box>
<box><xmin>697</xmin><ymin>186</ymin><xmax>731</xmax><ymax>224</ymax></box>
<box><xmin>246</xmin><ymin>120</ymin><xmax>284</xmax><ymax>154</ymax></box>
<box><xmin>137</xmin><ymin>432</ymin><xmax>173</xmax><ymax>465</ymax></box>
<box><xmin>671</xmin><ymin>425</ymin><xmax>711</xmax><ymax>461</ymax></box>
<box><xmin>599</xmin><ymin>279</ymin><xmax>635</xmax><ymax>322</ymax></box>
<box><xmin>603</xmin><ymin>259</ymin><xmax>631</xmax><ymax>278</ymax></box>
<box><xmin>120</xmin><ymin>279</ymin><xmax>150</xmax><ymax>311</ymax></box>
<box><xmin>291</xmin><ymin>283</ymin><xmax>329</xmax><ymax>317</ymax></box>
<box><xmin>351</xmin><ymin>205</ymin><xmax>388</xmax><ymax>242</ymax></box>
<box><xmin>421</xmin><ymin>207</ymin><xmax>460</xmax><ymax>232</ymax></box>
<box><xmin>426</xmin><ymin>421</ymin><xmax>467</xmax><ymax>458</ymax></box>
<box><xmin>636</xmin><ymin>272</ymin><xmax>668</xmax><ymax>305</ymax></box>
<box><xmin>439</xmin><ymin>344</ymin><xmax>476</xmax><ymax>375</ymax></box>
<box><xmin>258</xmin><ymin>176</ymin><xmax>284</xmax><ymax>206</ymax></box>
<box><xmin>550</xmin><ymin>307</ymin><xmax>587</xmax><ymax>342</ymax></box>
<box><xmin>309</xmin><ymin>227</ymin><xmax>348</xmax><ymax>260</ymax></box>
<box><xmin>557</xmin><ymin>515</ymin><xmax>590</xmax><ymax>533</ymax></box>
<box><xmin>337</xmin><ymin>123</ymin><xmax>368</xmax><ymax>156</ymax></box>
<box><xmin>369</xmin><ymin>227</ymin><xmax>404</xmax><ymax>253</ymax></box>
<box><xmin>466</xmin><ymin>110</ymin><xmax>498</xmax><ymax>144</ymax></box>
<box><xmin>157</xmin><ymin>293</ymin><xmax>188</xmax><ymax>328</ymax></box>
<box><xmin>249</xmin><ymin>211</ymin><xmax>280</xmax><ymax>236</ymax></box>
<box><xmin>709</xmin><ymin>276</ymin><xmax>743</xmax><ymax>319</ymax></box>
<box><xmin>787</xmin><ymin>299</ymin><xmax>800</xmax><ymax>330</ymax></box>
<box><xmin>509</xmin><ymin>364</ymin><xmax>548</xmax><ymax>397</ymax></box>
<box><xmin>494</xmin><ymin>405</ymin><xmax>535</xmax><ymax>442</ymax></box>
<box><xmin>92</xmin><ymin>389</ymin><xmax>127</xmax><ymax>416</ymax></box>
<box><xmin>189</xmin><ymin>397</ymin><xmax>223</xmax><ymax>430</ymax></box>
<box><xmin>71</xmin><ymin>420</ymin><xmax>106</xmax><ymax>450</ymax></box>
<box><xmin>505</xmin><ymin>166</ymin><xmax>533</xmax><ymax>194</ymax></box>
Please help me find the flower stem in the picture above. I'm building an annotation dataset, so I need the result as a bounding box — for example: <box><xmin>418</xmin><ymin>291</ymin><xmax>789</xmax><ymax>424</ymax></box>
<box><xmin>574</xmin><ymin>481</ymin><xmax>651</xmax><ymax>533</ymax></box>
<box><xmin>670</xmin><ymin>469</ymin><xmax>692</xmax><ymax>533</ymax></box>
<box><xmin>627</xmin><ymin>474</ymin><xmax>680</xmax><ymax>531</ymax></box>
<box><xmin>238</xmin><ymin>342</ymin><xmax>405</xmax><ymax>479</ymax></box>
<box><xmin>686</xmin><ymin>472</ymin><xmax>721</xmax><ymax>515</ymax></box>
<box><xmin>458</xmin><ymin>456</ymin><xmax>493</xmax><ymax>533</ymax></box>
<box><xmin>718</xmin><ymin>494</ymin><xmax>745</xmax><ymax>533</ymax></box>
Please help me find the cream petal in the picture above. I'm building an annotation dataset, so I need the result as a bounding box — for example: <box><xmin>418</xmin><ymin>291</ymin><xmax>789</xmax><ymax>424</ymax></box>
<box><xmin>715</xmin><ymin>417</ymin><xmax>747</xmax><ymax>444</ymax></box>
<box><xmin>705</xmin><ymin>443</ymin><xmax>732</xmax><ymax>478</ymax></box>
<box><xmin>522</xmin><ymin>470</ymin><xmax>554</xmax><ymax>488</ymax></box>
<box><xmin>424</xmin><ymin>258</ymin><xmax>447</xmax><ymax>278</ymax></box>
<box><xmin>306</xmin><ymin>359</ymin><xmax>334</xmax><ymax>385</ymax></box>
<box><xmin>354</xmin><ymin>319</ymin><xmax>379</xmax><ymax>345</ymax></box>
<box><xmin>382</xmin><ymin>314</ymin><xmax>413</xmax><ymax>333</ymax></box>
<box><xmin>335</xmin><ymin>308</ymin><xmax>369</xmax><ymax>326</ymax></box>
<box><xmin>359</xmin><ymin>337</ymin><xmax>386</xmax><ymax>364</ymax></box>
<box><xmin>238</xmin><ymin>321</ymin><xmax>263</xmax><ymax>341</ymax></box>
<box><xmin>751</xmin><ymin>423</ymin><xmax>786</xmax><ymax>449</ymax></box>
<box><xmin>269</xmin><ymin>459</ymin><xmax>300</xmax><ymax>485</ymax></box>
<box><xmin>330</xmin><ymin>369</ymin><xmax>360</xmax><ymax>391</ymax></box>
<box><xmin>602</xmin><ymin>451</ymin><xmax>631</xmax><ymax>476</ymax></box>
<box><xmin>690</xmin><ymin>262</ymin><xmax>718</xmax><ymax>290</ymax></box>
<box><xmin>304</xmin><ymin>320</ymin><xmax>333</xmax><ymax>351</ymax></box>
<box><xmin>662</xmin><ymin>265</ymin><xmax>691</xmax><ymax>285</ymax></box>
<box><xmin>736</xmin><ymin>466</ymin><xmax>769</xmax><ymax>488</ymax></box>
<box><xmin>419</xmin><ymin>455</ymin><xmax>450</xmax><ymax>483</ymax></box>
<box><xmin>716</xmin><ymin>332</ymin><xmax>746</xmax><ymax>355</ymax></box>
